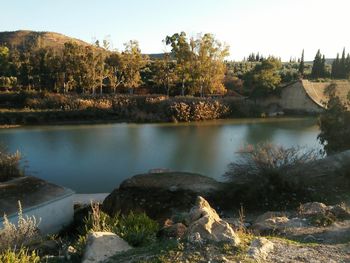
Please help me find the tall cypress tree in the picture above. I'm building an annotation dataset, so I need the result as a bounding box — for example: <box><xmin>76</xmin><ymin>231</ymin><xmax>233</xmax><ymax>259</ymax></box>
<box><xmin>340</xmin><ymin>48</ymin><xmax>346</xmax><ymax>78</ymax></box>
<box><xmin>298</xmin><ymin>49</ymin><xmax>305</xmax><ymax>75</ymax></box>
<box><xmin>311</xmin><ymin>50</ymin><xmax>322</xmax><ymax>78</ymax></box>
<box><xmin>332</xmin><ymin>53</ymin><xmax>340</xmax><ymax>78</ymax></box>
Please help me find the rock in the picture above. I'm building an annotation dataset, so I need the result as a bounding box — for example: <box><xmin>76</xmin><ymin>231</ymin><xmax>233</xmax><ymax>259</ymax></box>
<box><xmin>82</xmin><ymin>232</ymin><xmax>132</xmax><ymax>263</ymax></box>
<box><xmin>102</xmin><ymin>172</ymin><xmax>224</xmax><ymax>220</ymax></box>
<box><xmin>187</xmin><ymin>232</ymin><xmax>204</xmax><ymax>245</ymax></box>
<box><xmin>248</xmin><ymin>237</ymin><xmax>274</xmax><ymax>261</ymax></box>
<box><xmin>159</xmin><ymin>222</ymin><xmax>187</xmax><ymax>239</ymax></box>
<box><xmin>329</xmin><ymin>204</ymin><xmax>350</xmax><ymax>220</ymax></box>
<box><xmin>186</xmin><ymin>196</ymin><xmax>240</xmax><ymax>245</ymax></box>
<box><xmin>253</xmin><ymin>210</ymin><xmax>309</xmax><ymax>234</ymax></box>
<box><xmin>299</xmin><ymin>202</ymin><xmax>328</xmax><ymax>217</ymax></box>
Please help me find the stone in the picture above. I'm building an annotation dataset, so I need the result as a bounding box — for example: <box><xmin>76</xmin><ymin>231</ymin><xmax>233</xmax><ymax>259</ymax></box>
<box><xmin>300</xmin><ymin>202</ymin><xmax>328</xmax><ymax>217</ymax></box>
<box><xmin>248</xmin><ymin>237</ymin><xmax>274</xmax><ymax>261</ymax></box>
<box><xmin>82</xmin><ymin>232</ymin><xmax>132</xmax><ymax>263</ymax></box>
<box><xmin>253</xmin><ymin>211</ymin><xmax>309</xmax><ymax>234</ymax></box>
<box><xmin>102</xmin><ymin>172</ymin><xmax>224</xmax><ymax>220</ymax></box>
<box><xmin>186</xmin><ymin>196</ymin><xmax>240</xmax><ymax>245</ymax></box>
<box><xmin>329</xmin><ymin>204</ymin><xmax>350</xmax><ymax>220</ymax></box>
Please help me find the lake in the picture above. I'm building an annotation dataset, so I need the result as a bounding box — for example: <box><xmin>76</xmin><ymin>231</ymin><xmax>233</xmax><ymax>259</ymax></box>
<box><xmin>0</xmin><ymin>117</ymin><xmax>321</xmax><ymax>193</ymax></box>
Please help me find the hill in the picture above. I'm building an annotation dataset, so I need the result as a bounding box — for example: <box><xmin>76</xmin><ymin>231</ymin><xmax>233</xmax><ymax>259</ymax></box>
<box><xmin>0</xmin><ymin>30</ymin><xmax>91</xmax><ymax>50</ymax></box>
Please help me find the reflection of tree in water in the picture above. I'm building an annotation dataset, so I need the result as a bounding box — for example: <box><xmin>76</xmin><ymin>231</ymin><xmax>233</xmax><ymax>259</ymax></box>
<box><xmin>156</xmin><ymin>124</ymin><xmax>222</xmax><ymax>176</ymax></box>
<box><xmin>245</xmin><ymin>123</ymin><xmax>276</xmax><ymax>145</ymax></box>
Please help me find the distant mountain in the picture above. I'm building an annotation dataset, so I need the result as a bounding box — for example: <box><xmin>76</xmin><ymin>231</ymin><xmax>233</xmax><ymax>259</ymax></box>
<box><xmin>0</xmin><ymin>30</ymin><xmax>92</xmax><ymax>50</ymax></box>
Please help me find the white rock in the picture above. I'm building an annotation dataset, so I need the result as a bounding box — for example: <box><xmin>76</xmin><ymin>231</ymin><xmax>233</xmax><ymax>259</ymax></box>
<box><xmin>248</xmin><ymin>237</ymin><xmax>274</xmax><ymax>261</ymax></box>
<box><xmin>187</xmin><ymin>196</ymin><xmax>240</xmax><ymax>245</ymax></box>
<box><xmin>82</xmin><ymin>232</ymin><xmax>132</xmax><ymax>263</ymax></box>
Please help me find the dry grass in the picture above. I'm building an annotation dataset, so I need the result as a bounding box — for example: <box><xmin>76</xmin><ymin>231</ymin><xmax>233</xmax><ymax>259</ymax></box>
<box><xmin>0</xmin><ymin>201</ymin><xmax>40</xmax><ymax>251</ymax></box>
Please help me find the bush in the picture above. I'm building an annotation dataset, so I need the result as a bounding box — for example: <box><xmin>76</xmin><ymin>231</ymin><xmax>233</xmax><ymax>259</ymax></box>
<box><xmin>0</xmin><ymin>201</ymin><xmax>40</xmax><ymax>251</ymax></box>
<box><xmin>0</xmin><ymin>145</ymin><xmax>22</xmax><ymax>182</ymax></box>
<box><xmin>117</xmin><ymin>212</ymin><xmax>159</xmax><ymax>247</ymax></box>
<box><xmin>0</xmin><ymin>248</ymin><xmax>40</xmax><ymax>263</ymax></box>
<box><xmin>224</xmin><ymin>143</ymin><xmax>320</xmax><ymax>209</ymax></box>
<box><xmin>83</xmin><ymin>203</ymin><xmax>159</xmax><ymax>247</ymax></box>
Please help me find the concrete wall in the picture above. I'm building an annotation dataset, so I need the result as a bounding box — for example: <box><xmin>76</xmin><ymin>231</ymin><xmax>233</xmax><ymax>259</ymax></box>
<box><xmin>257</xmin><ymin>81</ymin><xmax>323</xmax><ymax>114</ymax></box>
<box><xmin>0</xmin><ymin>192</ymin><xmax>74</xmax><ymax>235</ymax></box>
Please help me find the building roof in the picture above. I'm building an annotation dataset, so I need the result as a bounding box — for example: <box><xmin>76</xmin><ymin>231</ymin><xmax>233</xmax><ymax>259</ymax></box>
<box><xmin>0</xmin><ymin>176</ymin><xmax>74</xmax><ymax>218</ymax></box>
<box><xmin>302</xmin><ymin>80</ymin><xmax>350</xmax><ymax>108</ymax></box>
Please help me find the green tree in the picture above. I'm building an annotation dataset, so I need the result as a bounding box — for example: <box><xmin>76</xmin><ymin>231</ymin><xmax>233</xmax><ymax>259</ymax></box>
<box><xmin>152</xmin><ymin>54</ymin><xmax>177</xmax><ymax>96</ymax></box>
<box><xmin>122</xmin><ymin>41</ymin><xmax>147</xmax><ymax>94</ymax></box>
<box><xmin>166</xmin><ymin>32</ymin><xmax>192</xmax><ymax>96</ymax></box>
<box><xmin>311</xmin><ymin>49</ymin><xmax>326</xmax><ymax>79</ymax></box>
<box><xmin>298</xmin><ymin>49</ymin><xmax>305</xmax><ymax>76</ymax></box>
<box><xmin>244</xmin><ymin>57</ymin><xmax>282</xmax><ymax>99</ymax></box>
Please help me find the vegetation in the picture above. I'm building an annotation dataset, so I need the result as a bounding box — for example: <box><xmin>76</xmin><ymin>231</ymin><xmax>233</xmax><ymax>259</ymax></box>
<box><xmin>224</xmin><ymin>143</ymin><xmax>320</xmax><ymax>209</ymax></box>
<box><xmin>0</xmin><ymin>146</ymin><xmax>22</xmax><ymax>182</ymax></box>
<box><xmin>0</xmin><ymin>201</ymin><xmax>40</xmax><ymax>252</ymax></box>
<box><xmin>83</xmin><ymin>203</ymin><xmax>159</xmax><ymax>247</ymax></box>
<box><xmin>318</xmin><ymin>83</ymin><xmax>350</xmax><ymax>154</ymax></box>
<box><xmin>0</xmin><ymin>248</ymin><xmax>40</xmax><ymax>263</ymax></box>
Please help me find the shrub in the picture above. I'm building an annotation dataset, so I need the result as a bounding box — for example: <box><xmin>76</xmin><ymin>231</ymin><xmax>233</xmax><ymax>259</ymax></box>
<box><xmin>0</xmin><ymin>145</ymin><xmax>22</xmax><ymax>182</ymax></box>
<box><xmin>0</xmin><ymin>248</ymin><xmax>40</xmax><ymax>263</ymax></box>
<box><xmin>0</xmin><ymin>201</ymin><xmax>40</xmax><ymax>251</ymax></box>
<box><xmin>224</xmin><ymin>143</ymin><xmax>320</xmax><ymax>209</ymax></box>
<box><xmin>117</xmin><ymin>212</ymin><xmax>159</xmax><ymax>247</ymax></box>
<box><xmin>83</xmin><ymin>203</ymin><xmax>159</xmax><ymax>247</ymax></box>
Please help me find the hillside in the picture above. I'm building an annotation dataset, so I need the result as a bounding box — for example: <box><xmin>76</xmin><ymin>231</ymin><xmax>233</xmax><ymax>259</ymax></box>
<box><xmin>0</xmin><ymin>30</ymin><xmax>91</xmax><ymax>50</ymax></box>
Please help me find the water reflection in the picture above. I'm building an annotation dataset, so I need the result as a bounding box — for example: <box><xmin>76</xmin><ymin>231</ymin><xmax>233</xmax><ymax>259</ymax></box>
<box><xmin>0</xmin><ymin>118</ymin><xmax>321</xmax><ymax>193</ymax></box>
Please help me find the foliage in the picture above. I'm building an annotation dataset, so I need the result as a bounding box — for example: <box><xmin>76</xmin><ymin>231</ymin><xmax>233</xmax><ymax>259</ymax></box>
<box><xmin>331</xmin><ymin>48</ymin><xmax>350</xmax><ymax>79</ymax></box>
<box><xmin>0</xmin><ymin>145</ymin><xmax>22</xmax><ymax>182</ymax></box>
<box><xmin>244</xmin><ymin>57</ymin><xmax>282</xmax><ymax>98</ymax></box>
<box><xmin>83</xmin><ymin>203</ymin><xmax>159</xmax><ymax>247</ymax></box>
<box><xmin>0</xmin><ymin>201</ymin><xmax>40</xmax><ymax>251</ymax></box>
<box><xmin>0</xmin><ymin>248</ymin><xmax>40</xmax><ymax>263</ymax></box>
<box><xmin>318</xmin><ymin>83</ymin><xmax>350</xmax><ymax>154</ymax></box>
<box><xmin>117</xmin><ymin>212</ymin><xmax>159</xmax><ymax>247</ymax></box>
<box><xmin>311</xmin><ymin>50</ymin><xmax>328</xmax><ymax>79</ymax></box>
<box><xmin>224</xmin><ymin>143</ymin><xmax>320</xmax><ymax>209</ymax></box>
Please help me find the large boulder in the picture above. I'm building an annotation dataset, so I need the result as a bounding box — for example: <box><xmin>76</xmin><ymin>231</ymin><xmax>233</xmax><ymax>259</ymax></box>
<box><xmin>82</xmin><ymin>232</ymin><xmax>131</xmax><ymax>263</ymax></box>
<box><xmin>102</xmin><ymin>172</ymin><xmax>224</xmax><ymax>220</ymax></box>
<box><xmin>186</xmin><ymin>196</ymin><xmax>240</xmax><ymax>245</ymax></box>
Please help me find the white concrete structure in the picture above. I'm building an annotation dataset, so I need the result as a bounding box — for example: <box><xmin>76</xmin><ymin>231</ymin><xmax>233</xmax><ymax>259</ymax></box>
<box><xmin>0</xmin><ymin>176</ymin><xmax>75</xmax><ymax>235</ymax></box>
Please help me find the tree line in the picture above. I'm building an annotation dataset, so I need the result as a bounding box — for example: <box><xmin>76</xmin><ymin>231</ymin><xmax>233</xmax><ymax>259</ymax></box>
<box><xmin>0</xmin><ymin>32</ymin><xmax>229</xmax><ymax>97</ymax></box>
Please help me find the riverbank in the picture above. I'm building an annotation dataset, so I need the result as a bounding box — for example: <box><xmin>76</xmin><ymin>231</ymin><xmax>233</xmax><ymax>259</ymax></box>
<box><xmin>0</xmin><ymin>92</ymin><xmax>265</xmax><ymax>126</ymax></box>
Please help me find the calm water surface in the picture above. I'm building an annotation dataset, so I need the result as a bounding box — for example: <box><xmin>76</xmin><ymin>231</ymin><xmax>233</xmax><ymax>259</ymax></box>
<box><xmin>0</xmin><ymin>118</ymin><xmax>321</xmax><ymax>193</ymax></box>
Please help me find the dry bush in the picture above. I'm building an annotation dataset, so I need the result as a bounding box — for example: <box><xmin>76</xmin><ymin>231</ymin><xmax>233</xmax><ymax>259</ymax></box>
<box><xmin>225</xmin><ymin>143</ymin><xmax>319</xmax><ymax>184</ymax></box>
<box><xmin>224</xmin><ymin>143</ymin><xmax>320</xmax><ymax>209</ymax></box>
<box><xmin>0</xmin><ymin>146</ymin><xmax>22</xmax><ymax>182</ymax></box>
<box><xmin>0</xmin><ymin>201</ymin><xmax>41</xmax><ymax>251</ymax></box>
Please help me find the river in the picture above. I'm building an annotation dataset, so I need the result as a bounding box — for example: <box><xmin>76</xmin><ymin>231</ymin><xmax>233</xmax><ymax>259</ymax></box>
<box><xmin>0</xmin><ymin>117</ymin><xmax>321</xmax><ymax>193</ymax></box>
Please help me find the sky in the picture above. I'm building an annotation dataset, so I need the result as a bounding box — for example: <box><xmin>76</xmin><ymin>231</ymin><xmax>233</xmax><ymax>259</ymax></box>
<box><xmin>1</xmin><ymin>0</ymin><xmax>349</xmax><ymax>61</ymax></box>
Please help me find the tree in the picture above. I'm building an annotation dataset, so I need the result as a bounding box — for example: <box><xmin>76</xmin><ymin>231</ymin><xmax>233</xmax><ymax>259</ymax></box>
<box><xmin>244</xmin><ymin>57</ymin><xmax>282</xmax><ymax>99</ymax></box>
<box><xmin>318</xmin><ymin>83</ymin><xmax>350</xmax><ymax>154</ymax></box>
<box><xmin>192</xmin><ymin>33</ymin><xmax>229</xmax><ymax>96</ymax></box>
<box><xmin>152</xmin><ymin>54</ymin><xmax>177</xmax><ymax>96</ymax></box>
<box><xmin>122</xmin><ymin>41</ymin><xmax>147</xmax><ymax>94</ymax></box>
<box><xmin>166</xmin><ymin>32</ymin><xmax>192</xmax><ymax>96</ymax></box>
<box><xmin>0</xmin><ymin>46</ymin><xmax>10</xmax><ymax>76</ymax></box>
<box><xmin>298</xmin><ymin>49</ymin><xmax>305</xmax><ymax>76</ymax></box>
<box><xmin>105</xmin><ymin>52</ymin><xmax>126</xmax><ymax>93</ymax></box>
<box><xmin>311</xmin><ymin>49</ymin><xmax>326</xmax><ymax>79</ymax></box>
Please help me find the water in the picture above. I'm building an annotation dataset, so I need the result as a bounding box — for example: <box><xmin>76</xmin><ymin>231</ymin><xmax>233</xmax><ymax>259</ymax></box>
<box><xmin>0</xmin><ymin>117</ymin><xmax>321</xmax><ymax>193</ymax></box>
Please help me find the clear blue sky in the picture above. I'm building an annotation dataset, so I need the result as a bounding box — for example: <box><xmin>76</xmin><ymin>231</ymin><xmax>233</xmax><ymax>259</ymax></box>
<box><xmin>1</xmin><ymin>0</ymin><xmax>349</xmax><ymax>61</ymax></box>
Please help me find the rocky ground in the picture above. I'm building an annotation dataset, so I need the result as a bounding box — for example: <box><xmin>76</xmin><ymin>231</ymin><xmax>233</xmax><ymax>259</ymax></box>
<box><xmin>88</xmin><ymin>200</ymin><xmax>350</xmax><ymax>263</ymax></box>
